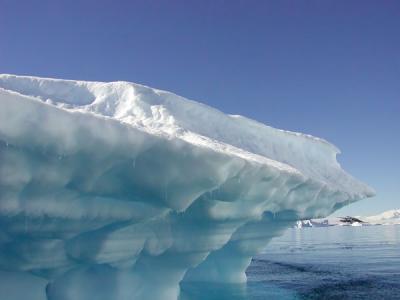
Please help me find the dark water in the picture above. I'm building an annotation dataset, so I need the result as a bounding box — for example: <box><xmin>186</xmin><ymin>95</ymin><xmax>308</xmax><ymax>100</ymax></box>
<box><xmin>181</xmin><ymin>225</ymin><xmax>400</xmax><ymax>300</ymax></box>
<box><xmin>246</xmin><ymin>225</ymin><xmax>400</xmax><ymax>300</ymax></box>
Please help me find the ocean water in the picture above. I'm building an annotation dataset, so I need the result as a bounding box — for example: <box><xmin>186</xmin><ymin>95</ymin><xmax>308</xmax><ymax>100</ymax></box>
<box><xmin>248</xmin><ymin>225</ymin><xmax>400</xmax><ymax>300</ymax></box>
<box><xmin>181</xmin><ymin>225</ymin><xmax>400</xmax><ymax>300</ymax></box>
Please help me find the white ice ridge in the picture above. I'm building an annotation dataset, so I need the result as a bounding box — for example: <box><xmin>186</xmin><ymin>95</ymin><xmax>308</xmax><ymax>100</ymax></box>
<box><xmin>0</xmin><ymin>74</ymin><xmax>374</xmax><ymax>300</ymax></box>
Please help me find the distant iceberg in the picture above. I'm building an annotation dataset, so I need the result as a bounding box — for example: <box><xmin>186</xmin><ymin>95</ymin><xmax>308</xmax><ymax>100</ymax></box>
<box><xmin>0</xmin><ymin>74</ymin><xmax>374</xmax><ymax>300</ymax></box>
<box><xmin>294</xmin><ymin>219</ymin><xmax>331</xmax><ymax>228</ymax></box>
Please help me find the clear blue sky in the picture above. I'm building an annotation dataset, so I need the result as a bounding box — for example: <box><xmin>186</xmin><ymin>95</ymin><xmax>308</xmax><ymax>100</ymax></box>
<box><xmin>1</xmin><ymin>0</ymin><xmax>399</xmax><ymax>216</ymax></box>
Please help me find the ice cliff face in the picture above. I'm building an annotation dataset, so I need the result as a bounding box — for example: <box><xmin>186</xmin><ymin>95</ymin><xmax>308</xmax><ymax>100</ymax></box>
<box><xmin>0</xmin><ymin>74</ymin><xmax>374</xmax><ymax>300</ymax></box>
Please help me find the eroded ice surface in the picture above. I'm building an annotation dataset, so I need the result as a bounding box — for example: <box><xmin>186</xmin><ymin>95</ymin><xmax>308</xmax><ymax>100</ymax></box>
<box><xmin>0</xmin><ymin>74</ymin><xmax>374</xmax><ymax>300</ymax></box>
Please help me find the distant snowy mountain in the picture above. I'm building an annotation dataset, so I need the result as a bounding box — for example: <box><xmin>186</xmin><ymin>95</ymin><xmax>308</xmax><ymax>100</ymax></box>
<box><xmin>295</xmin><ymin>209</ymin><xmax>400</xmax><ymax>228</ymax></box>
<box><xmin>363</xmin><ymin>209</ymin><xmax>400</xmax><ymax>225</ymax></box>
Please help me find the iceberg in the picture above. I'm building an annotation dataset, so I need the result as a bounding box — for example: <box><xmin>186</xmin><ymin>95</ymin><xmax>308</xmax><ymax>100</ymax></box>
<box><xmin>0</xmin><ymin>74</ymin><xmax>374</xmax><ymax>300</ymax></box>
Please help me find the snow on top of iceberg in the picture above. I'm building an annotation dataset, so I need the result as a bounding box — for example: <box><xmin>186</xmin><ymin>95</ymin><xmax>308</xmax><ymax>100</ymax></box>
<box><xmin>0</xmin><ymin>74</ymin><xmax>373</xmax><ymax>199</ymax></box>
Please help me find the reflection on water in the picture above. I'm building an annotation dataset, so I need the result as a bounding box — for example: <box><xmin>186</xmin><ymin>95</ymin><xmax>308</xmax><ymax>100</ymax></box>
<box><xmin>181</xmin><ymin>225</ymin><xmax>400</xmax><ymax>299</ymax></box>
